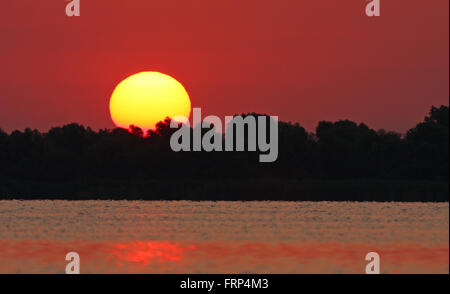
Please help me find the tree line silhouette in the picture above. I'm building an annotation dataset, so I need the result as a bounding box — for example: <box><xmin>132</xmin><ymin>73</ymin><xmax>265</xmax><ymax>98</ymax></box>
<box><xmin>0</xmin><ymin>105</ymin><xmax>448</xmax><ymax>201</ymax></box>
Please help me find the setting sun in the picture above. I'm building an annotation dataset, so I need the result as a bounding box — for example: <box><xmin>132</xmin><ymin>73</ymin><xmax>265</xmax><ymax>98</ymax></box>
<box><xmin>109</xmin><ymin>71</ymin><xmax>191</xmax><ymax>132</ymax></box>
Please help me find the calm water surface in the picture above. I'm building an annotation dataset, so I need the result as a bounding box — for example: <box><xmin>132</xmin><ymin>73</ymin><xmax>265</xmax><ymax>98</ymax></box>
<box><xmin>0</xmin><ymin>200</ymin><xmax>448</xmax><ymax>273</ymax></box>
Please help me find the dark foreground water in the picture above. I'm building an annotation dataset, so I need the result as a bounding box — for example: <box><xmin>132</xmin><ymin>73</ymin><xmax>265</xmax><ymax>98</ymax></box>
<box><xmin>0</xmin><ymin>200</ymin><xmax>448</xmax><ymax>273</ymax></box>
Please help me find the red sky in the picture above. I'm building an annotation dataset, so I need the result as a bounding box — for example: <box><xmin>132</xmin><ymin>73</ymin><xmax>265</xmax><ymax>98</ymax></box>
<box><xmin>0</xmin><ymin>0</ymin><xmax>448</xmax><ymax>133</ymax></box>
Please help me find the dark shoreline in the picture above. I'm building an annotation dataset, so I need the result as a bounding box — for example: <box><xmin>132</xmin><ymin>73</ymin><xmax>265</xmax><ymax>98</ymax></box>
<box><xmin>1</xmin><ymin>106</ymin><xmax>448</xmax><ymax>203</ymax></box>
<box><xmin>1</xmin><ymin>179</ymin><xmax>448</xmax><ymax>202</ymax></box>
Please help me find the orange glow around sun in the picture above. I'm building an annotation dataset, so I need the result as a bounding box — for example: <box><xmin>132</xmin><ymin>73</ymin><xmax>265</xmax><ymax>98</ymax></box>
<box><xmin>109</xmin><ymin>71</ymin><xmax>191</xmax><ymax>133</ymax></box>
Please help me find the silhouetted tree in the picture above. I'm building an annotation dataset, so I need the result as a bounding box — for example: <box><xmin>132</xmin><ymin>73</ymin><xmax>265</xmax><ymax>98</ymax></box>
<box><xmin>0</xmin><ymin>106</ymin><xmax>448</xmax><ymax>201</ymax></box>
<box><xmin>406</xmin><ymin>105</ymin><xmax>449</xmax><ymax>179</ymax></box>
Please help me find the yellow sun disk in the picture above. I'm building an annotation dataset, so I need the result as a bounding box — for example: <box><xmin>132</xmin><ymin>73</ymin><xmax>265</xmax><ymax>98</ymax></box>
<box><xmin>109</xmin><ymin>72</ymin><xmax>191</xmax><ymax>132</ymax></box>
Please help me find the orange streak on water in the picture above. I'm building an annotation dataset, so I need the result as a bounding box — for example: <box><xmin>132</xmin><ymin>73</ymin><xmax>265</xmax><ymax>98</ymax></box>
<box><xmin>0</xmin><ymin>240</ymin><xmax>447</xmax><ymax>274</ymax></box>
